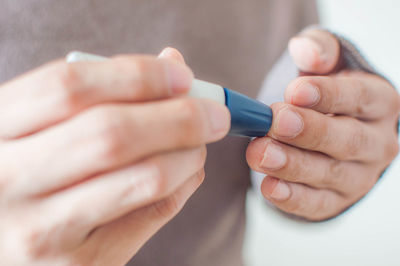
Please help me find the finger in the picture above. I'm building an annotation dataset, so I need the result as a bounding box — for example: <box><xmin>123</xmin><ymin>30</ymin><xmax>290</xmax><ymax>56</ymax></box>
<box><xmin>267</xmin><ymin>103</ymin><xmax>386</xmax><ymax>162</ymax></box>
<box><xmin>288</xmin><ymin>28</ymin><xmax>340</xmax><ymax>74</ymax></box>
<box><xmin>158</xmin><ymin>47</ymin><xmax>186</xmax><ymax>64</ymax></box>
<box><xmin>11</xmin><ymin>98</ymin><xmax>228</xmax><ymax>196</ymax></box>
<box><xmin>70</xmin><ymin>170</ymin><xmax>204</xmax><ymax>265</ymax></box>
<box><xmin>261</xmin><ymin>176</ymin><xmax>349</xmax><ymax>221</ymax></box>
<box><xmin>284</xmin><ymin>72</ymin><xmax>399</xmax><ymax>120</ymax></box>
<box><xmin>0</xmin><ymin>56</ymin><xmax>193</xmax><ymax>139</ymax></box>
<box><xmin>42</xmin><ymin>148</ymin><xmax>205</xmax><ymax>241</ymax></box>
<box><xmin>246</xmin><ymin>137</ymin><xmax>379</xmax><ymax>195</ymax></box>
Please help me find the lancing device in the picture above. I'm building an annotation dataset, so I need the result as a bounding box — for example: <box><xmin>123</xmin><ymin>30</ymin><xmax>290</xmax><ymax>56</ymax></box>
<box><xmin>66</xmin><ymin>51</ymin><xmax>273</xmax><ymax>137</ymax></box>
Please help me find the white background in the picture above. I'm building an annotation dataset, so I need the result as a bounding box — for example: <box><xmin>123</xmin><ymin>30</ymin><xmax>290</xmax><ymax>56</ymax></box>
<box><xmin>244</xmin><ymin>1</ymin><xmax>400</xmax><ymax>265</ymax></box>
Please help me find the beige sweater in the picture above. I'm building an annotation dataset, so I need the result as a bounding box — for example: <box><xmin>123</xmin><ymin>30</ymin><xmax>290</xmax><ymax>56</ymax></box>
<box><xmin>0</xmin><ymin>1</ymin><xmax>318</xmax><ymax>265</ymax></box>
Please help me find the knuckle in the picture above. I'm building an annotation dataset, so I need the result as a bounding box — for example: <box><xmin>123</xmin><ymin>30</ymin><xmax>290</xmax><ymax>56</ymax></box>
<box><xmin>313</xmin><ymin>195</ymin><xmax>330</xmax><ymax>219</ymax></box>
<box><xmin>130</xmin><ymin>57</ymin><xmax>151</xmax><ymax>91</ymax></box>
<box><xmin>5</xmin><ymin>212</ymin><xmax>69</xmax><ymax>263</ymax></box>
<box><xmin>152</xmin><ymin>193</ymin><xmax>182</xmax><ymax>218</ymax></box>
<box><xmin>328</xmin><ymin>77</ymin><xmax>341</xmax><ymax>111</ymax></box>
<box><xmin>391</xmin><ymin>141</ymin><xmax>400</xmax><ymax>159</ymax></box>
<box><xmin>308</xmin><ymin>118</ymin><xmax>330</xmax><ymax>151</ymax></box>
<box><xmin>395</xmin><ymin>94</ymin><xmax>400</xmax><ymax>113</ymax></box>
<box><xmin>384</xmin><ymin>136</ymin><xmax>399</xmax><ymax>162</ymax></box>
<box><xmin>53</xmin><ymin>63</ymin><xmax>82</xmax><ymax>112</ymax></box>
<box><xmin>17</xmin><ymin>225</ymin><xmax>51</xmax><ymax>260</ymax></box>
<box><xmin>0</xmin><ymin>147</ymin><xmax>22</xmax><ymax>199</ymax></box>
<box><xmin>86</xmin><ymin>107</ymin><xmax>127</xmax><ymax>162</ymax></box>
<box><xmin>344</xmin><ymin>124</ymin><xmax>368</xmax><ymax>160</ymax></box>
<box><xmin>123</xmin><ymin>163</ymin><xmax>164</xmax><ymax>201</ymax></box>
<box><xmin>303</xmin><ymin>192</ymin><xmax>336</xmax><ymax>221</ymax></box>
<box><xmin>287</xmin><ymin>151</ymin><xmax>312</xmax><ymax>183</ymax></box>
<box><xmin>113</xmin><ymin>56</ymin><xmax>158</xmax><ymax>99</ymax></box>
<box><xmin>286</xmin><ymin>163</ymin><xmax>302</xmax><ymax>183</ymax></box>
<box><xmin>325</xmin><ymin>159</ymin><xmax>343</xmax><ymax>187</ymax></box>
<box><xmin>196</xmin><ymin>168</ymin><xmax>206</xmax><ymax>184</ymax></box>
<box><xmin>355</xmin><ymin>83</ymin><xmax>372</xmax><ymax>117</ymax></box>
<box><xmin>284</xmin><ymin>199</ymin><xmax>303</xmax><ymax>215</ymax></box>
<box><xmin>387</xmin><ymin>87</ymin><xmax>400</xmax><ymax>113</ymax></box>
<box><xmin>173</xmin><ymin>99</ymin><xmax>206</xmax><ymax>145</ymax></box>
<box><xmin>147</xmin><ymin>160</ymin><xmax>168</xmax><ymax>196</ymax></box>
<box><xmin>361</xmin><ymin>176</ymin><xmax>378</xmax><ymax>196</ymax></box>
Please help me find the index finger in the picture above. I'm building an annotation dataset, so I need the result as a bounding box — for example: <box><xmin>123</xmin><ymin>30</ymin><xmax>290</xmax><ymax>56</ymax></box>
<box><xmin>0</xmin><ymin>56</ymin><xmax>193</xmax><ymax>139</ymax></box>
<box><xmin>284</xmin><ymin>72</ymin><xmax>399</xmax><ymax>120</ymax></box>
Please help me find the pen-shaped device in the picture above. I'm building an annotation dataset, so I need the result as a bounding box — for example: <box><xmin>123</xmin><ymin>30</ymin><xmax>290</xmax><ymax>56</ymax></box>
<box><xmin>66</xmin><ymin>51</ymin><xmax>273</xmax><ymax>137</ymax></box>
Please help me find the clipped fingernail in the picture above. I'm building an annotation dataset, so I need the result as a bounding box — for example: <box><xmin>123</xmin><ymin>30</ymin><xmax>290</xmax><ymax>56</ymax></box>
<box><xmin>263</xmin><ymin>177</ymin><xmax>291</xmax><ymax>201</ymax></box>
<box><xmin>271</xmin><ymin>179</ymin><xmax>291</xmax><ymax>201</ymax></box>
<box><xmin>292</xmin><ymin>83</ymin><xmax>320</xmax><ymax>107</ymax></box>
<box><xmin>274</xmin><ymin>107</ymin><xmax>303</xmax><ymax>138</ymax></box>
<box><xmin>164</xmin><ymin>61</ymin><xmax>193</xmax><ymax>94</ymax></box>
<box><xmin>261</xmin><ymin>142</ymin><xmax>287</xmax><ymax>170</ymax></box>
<box><xmin>204</xmin><ymin>100</ymin><xmax>230</xmax><ymax>138</ymax></box>
<box><xmin>288</xmin><ymin>36</ymin><xmax>324</xmax><ymax>72</ymax></box>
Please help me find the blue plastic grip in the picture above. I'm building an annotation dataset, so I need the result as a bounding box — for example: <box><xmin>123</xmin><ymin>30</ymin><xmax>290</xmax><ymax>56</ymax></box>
<box><xmin>224</xmin><ymin>88</ymin><xmax>273</xmax><ymax>137</ymax></box>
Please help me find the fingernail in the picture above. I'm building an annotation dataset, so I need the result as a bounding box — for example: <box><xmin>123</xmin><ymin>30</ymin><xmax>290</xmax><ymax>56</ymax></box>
<box><xmin>274</xmin><ymin>107</ymin><xmax>303</xmax><ymax>138</ymax></box>
<box><xmin>204</xmin><ymin>100</ymin><xmax>230</xmax><ymax>138</ymax></box>
<box><xmin>270</xmin><ymin>179</ymin><xmax>291</xmax><ymax>201</ymax></box>
<box><xmin>288</xmin><ymin>36</ymin><xmax>324</xmax><ymax>72</ymax></box>
<box><xmin>292</xmin><ymin>83</ymin><xmax>320</xmax><ymax>107</ymax></box>
<box><xmin>164</xmin><ymin>61</ymin><xmax>193</xmax><ymax>94</ymax></box>
<box><xmin>261</xmin><ymin>142</ymin><xmax>287</xmax><ymax>170</ymax></box>
<box><xmin>263</xmin><ymin>177</ymin><xmax>291</xmax><ymax>201</ymax></box>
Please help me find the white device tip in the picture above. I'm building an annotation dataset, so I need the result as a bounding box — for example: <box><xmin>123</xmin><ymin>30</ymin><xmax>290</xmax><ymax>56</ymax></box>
<box><xmin>66</xmin><ymin>51</ymin><xmax>107</xmax><ymax>63</ymax></box>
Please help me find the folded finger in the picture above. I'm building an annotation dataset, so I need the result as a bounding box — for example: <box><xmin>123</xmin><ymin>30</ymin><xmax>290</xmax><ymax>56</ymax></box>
<box><xmin>288</xmin><ymin>28</ymin><xmax>340</xmax><ymax>74</ymax></box>
<box><xmin>9</xmin><ymin>97</ymin><xmax>228</xmax><ymax>196</ymax></box>
<box><xmin>247</xmin><ymin>137</ymin><xmax>379</xmax><ymax>195</ymax></box>
<box><xmin>285</xmin><ymin>73</ymin><xmax>399</xmax><ymax>120</ymax></box>
<box><xmin>261</xmin><ymin>176</ymin><xmax>349</xmax><ymax>221</ymax></box>
<box><xmin>0</xmin><ymin>56</ymin><xmax>193</xmax><ymax>139</ymax></box>
<box><xmin>268</xmin><ymin>103</ymin><xmax>386</xmax><ymax>162</ymax></box>
<box><xmin>42</xmin><ymin>148</ymin><xmax>205</xmax><ymax>240</ymax></box>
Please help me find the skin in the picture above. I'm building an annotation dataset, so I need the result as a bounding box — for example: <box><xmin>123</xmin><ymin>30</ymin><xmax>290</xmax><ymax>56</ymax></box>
<box><xmin>1</xmin><ymin>29</ymin><xmax>399</xmax><ymax>265</ymax></box>
<box><xmin>246</xmin><ymin>29</ymin><xmax>400</xmax><ymax>221</ymax></box>
<box><xmin>0</xmin><ymin>48</ymin><xmax>230</xmax><ymax>265</ymax></box>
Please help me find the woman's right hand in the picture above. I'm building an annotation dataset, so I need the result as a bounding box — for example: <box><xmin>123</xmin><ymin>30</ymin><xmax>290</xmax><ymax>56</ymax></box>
<box><xmin>0</xmin><ymin>49</ymin><xmax>230</xmax><ymax>265</ymax></box>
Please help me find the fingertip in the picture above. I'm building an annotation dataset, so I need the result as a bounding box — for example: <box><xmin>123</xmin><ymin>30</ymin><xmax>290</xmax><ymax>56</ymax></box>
<box><xmin>158</xmin><ymin>47</ymin><xmax>186</xmax><ymax>65</ymax></box>
<box><xmin>162</xmin><ymin>59</ymin><xmax>194</xmax><ymax>94</ymax></box>
<box><xmin>285</xmin><ymin>78</ymin><xmax>321</xmax><ymax>107</ymax></box>
<box><xmin>270</xmin><ymin>104</ymin><xmax>304</xmax><ymax>139</ymax></box>
<box><xmin>288</xmin><ymin>36</ymin><xmax>322</xmax><ymax>73</ymax></box>
<box><xmin>246</xmin><ymin>137</ymin><xmax>268</xmax><ymax>169</ymax></box>
<box><xmin>288</xmin><ymin>29</ymin><xmax>340</xmax><ymax>74</ymax></box>
<box><xmin>202</xmin><ymin>99</ymin><xmax>231</xmax><ymax>141</ymax></box>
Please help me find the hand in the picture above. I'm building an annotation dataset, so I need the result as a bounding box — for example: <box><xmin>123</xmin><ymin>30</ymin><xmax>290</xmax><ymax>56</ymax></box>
<box><xmin>246</xmin><ymin>29</ymin><xmax>400</xmax><ymax>221</ymax></box>
<box><xmin>0</xmin><ymin>48</ymin><xmax>230</xmax><ymax>265</ymax></box>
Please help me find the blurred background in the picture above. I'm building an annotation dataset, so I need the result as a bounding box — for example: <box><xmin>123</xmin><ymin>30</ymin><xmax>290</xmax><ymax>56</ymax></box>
<box><xmin>243</xmin><ymin>1</ymin><xmax>400</xmax><ymax>265</ymax></box>
<box><xmin>319</xmin><ymin>0</ymin><xmax>400</xmax><ymax>88</ymax></box>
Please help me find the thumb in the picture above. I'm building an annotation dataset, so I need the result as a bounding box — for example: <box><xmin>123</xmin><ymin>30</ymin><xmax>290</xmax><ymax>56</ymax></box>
<box><xmin>158</xmin><ymin>47</ymin><xmax>187</xmax><ymax>65</ymax></box>
<box><xmin>288</xmin><ymin>29</ymin><xmax>340</xmax><ymax>74</ymax></box>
